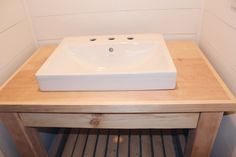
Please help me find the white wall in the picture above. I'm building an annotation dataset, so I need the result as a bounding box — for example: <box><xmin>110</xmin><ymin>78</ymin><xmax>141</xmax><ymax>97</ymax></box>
<box><xmin>199</xmin><ymin>0</ymin><xmax>236</xmax><ymax>156</ymax></box>
<box><xmin>0</xmin><ymin>0</ymin><xmax>36</xmax><ymax>156</ymax></box>
<box><xmin>0</xmin><ymin>0</ymin><xmax>235</xmax><ymax>156</ymax></box>
<box><xmin>25</xmin><ymin>0</ymin><xmax>203</xmax><ymax>44</ymax></box>
<box><xmin>0</xmin><ymin>0</ymin><xmax>36</xmax><ymax>85</ymax></box>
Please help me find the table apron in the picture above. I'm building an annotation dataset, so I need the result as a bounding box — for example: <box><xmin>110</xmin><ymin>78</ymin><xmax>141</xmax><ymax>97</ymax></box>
<box><xmin>19</xmin><ymin>113</ymin><xmax>199</xmax><ymax>129</ymax></box>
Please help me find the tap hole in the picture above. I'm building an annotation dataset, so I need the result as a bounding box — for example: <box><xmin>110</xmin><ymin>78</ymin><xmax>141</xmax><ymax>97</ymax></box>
<box><xmin>90</xmin><ymin>38</ymin><xmax>96</xmax><ymax>41</ymax></box>
<box><xmin>109</xmin><ymin>47</ymin><xmax>114</xmax><ymax>52</ymax></box>
<box><xmin>108</xmin><ymin>37</ymin><xmax>115</xmax><ymax>40</ymax></box>
<box><xmin>127</xmin><ymin>37</ymin><xmax>134</xmax><ymax>40</ymax></box>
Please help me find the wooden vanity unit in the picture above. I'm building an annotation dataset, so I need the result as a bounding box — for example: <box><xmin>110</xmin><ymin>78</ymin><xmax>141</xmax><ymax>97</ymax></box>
<box><xmin>0</xmin><ymin>41</ymin><xmax>235</xmax><ymax>157</ymax></box>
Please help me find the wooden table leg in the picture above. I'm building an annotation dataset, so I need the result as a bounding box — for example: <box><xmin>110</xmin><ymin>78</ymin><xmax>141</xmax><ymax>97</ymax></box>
<box><xmin>0</xmin><ymin>113</ymin><xmax>48</xmax><ymax>157</ymax></box>
<box><xmin>185</xmin><ymin>112</ymin><xmax>223</xmax><ymax>157</ymax></box>
<box><xmin>0</xmin><ymin>148</ymin><xmax>6</xmax><ymax>157</ymax></box>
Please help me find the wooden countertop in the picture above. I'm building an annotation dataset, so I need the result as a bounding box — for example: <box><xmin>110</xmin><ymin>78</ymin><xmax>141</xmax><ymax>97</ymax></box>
<box><xmin>0</xmin><ymin>41</ymin><xmax>235</xmax><ymax>113</ymax></box>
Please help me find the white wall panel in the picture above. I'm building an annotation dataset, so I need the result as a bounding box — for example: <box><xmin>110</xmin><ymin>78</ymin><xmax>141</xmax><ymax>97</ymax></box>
<box><xmin>0</xmin><ymin>0</ymin><xmax>36</xmax><ymax>86</ymax></box>
<box><xmin>26</xmin><ymin>0</ymin><xmax>202</xmax><ymax>17</ymax></box>
<box><xmin>0</xmin><ymin>0</ymin><xmax>25</xmax><ymax>32</ymax></box>
<box><xmin>26</xmin><ymin>0</ymin><xmax>112</xmax><ymax>17</ymax></box>
<box><xmin>205</xmin><ymin>0</ymin><xmax>236</xmax><ymax>28</ymax></box>
<box><xmin>201</xmin><ymin>12</ymin><xmax>236</xmax><ymax>72</ymax></box>
<box><xmin>0</xmin><ymin>43</ymin><xmax>35</xmax><ymax>85</ymax></box>
<box><xmin>0</xmin><ymin>19</ymin><xmax>34</xmax><ymax>69</ymax></box>
<box><xmin>24</xmin><ymin>0</ymin><xmax>203</xmax><ymax>43</ymax></box>
<box><xmin>112</xmin><ymin>0</ymin><xmax>202</xmax><ymax>10</ymax></box>
<box><xmin>33</xmin><ymin>9</ymin><xmax>201</xmax><ymax>41</ymax></box>
<box><xmin>200</xmin><ymin>37</ymin><xmax>236</xmax><ymax>95</ymax></box>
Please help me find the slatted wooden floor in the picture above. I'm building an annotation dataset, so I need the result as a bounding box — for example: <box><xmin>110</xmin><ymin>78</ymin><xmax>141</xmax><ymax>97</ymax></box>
<box><xmin>51</xmin><ymin>129</ymin><xmax>187</xmax><ymax>157</ymax></box>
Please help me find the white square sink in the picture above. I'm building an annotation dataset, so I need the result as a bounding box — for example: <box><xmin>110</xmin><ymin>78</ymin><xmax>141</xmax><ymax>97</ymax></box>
<box><xmin>36</xmin><ymin>34</ymin><xmax>177</xmax><ymax>91</ymax></box>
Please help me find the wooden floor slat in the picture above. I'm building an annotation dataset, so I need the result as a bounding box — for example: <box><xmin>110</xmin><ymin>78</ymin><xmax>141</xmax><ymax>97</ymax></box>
<box><xmin>50</xmin><ymin>129</ymin><xmax>68</xmax><ymax>157</ymax></box>
<box><xmin>141</xmin><ymin>129</ymin><xmax>152</xmax><ymax>157</ymax></box>
<box><xmin>83</xmin><ymin>129</ymin><xmax>98</xmax><ymax>157</ymax></box>
<box><xmin>172</xmin><ymin>130</ymin><xmax>185</xmax><ymax>157</ymax></box>
<box><xmin>130</xmin><ymin>130</ymin><xmax>140</xmax><ymax>157</ymax></box>
<box><xmin>118</xmin><ymin>130</ymin><xmax>129</xmax><ymax>157</ymax></box>
<box><xmin>94</xmin><ymin>129</ymin><xmax>108</xmax><ymax>157</ymax></box>
<box><xmin>152</xmin><ymin>129</ymin><xmax>165</xmax><ymax>157</ymax></box>
<box><xmin>61</xmin><ymin>129</ymin><xmax>79</xmax><ymax>157</ymax></box>
<box><xmin>163</xmin><ymin>130</ymin><xmax>176</xmax><ymax>157</ymax></box>
<box><xmin>72</xmin><ymin>129</ymin><xmax>88</xmax><ymax>157</ymax></box>
<box><xmin>177</xmin><ymin>130</ymin><xmax>187</xmax><ymax>154</ymax></box>
<box><xmin>60</xmin><ymin>129</ymin><xmax>187</xmax><ymax>157</ymax></box>
<box><xmin>106</xmin><ymin>130</ymin><xmax>118</xmax><ymax>157</ymax></box>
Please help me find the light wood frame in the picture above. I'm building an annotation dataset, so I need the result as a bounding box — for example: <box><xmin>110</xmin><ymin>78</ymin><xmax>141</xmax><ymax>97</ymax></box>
<box><xmin>0</xmin><ymin>41</ymin><xmax>235</xmax><ymax>157</ymax></box>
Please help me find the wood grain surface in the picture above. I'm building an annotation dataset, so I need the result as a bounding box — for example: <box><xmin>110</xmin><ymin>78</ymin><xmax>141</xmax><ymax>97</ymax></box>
<box><xmin>20</xmin><ymin>113</ymin><xmax>199</xmax><ymax>128</ymax></box>
<box><xmin>0</xmin><ymin>41</ymin><xmax>235</xmax><ymax>113</ymax></box>
<box><xmin>59</xmin><ymin>128</ymin><xmax>186</xmax><ymax>157</ymax></box>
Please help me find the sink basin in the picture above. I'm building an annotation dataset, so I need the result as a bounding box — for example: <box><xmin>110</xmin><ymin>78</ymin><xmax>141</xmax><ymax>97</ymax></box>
<box><xmin>36</xmin><ymin>34</ymin><xmax>177</xmax><ymax>91</ymax></box>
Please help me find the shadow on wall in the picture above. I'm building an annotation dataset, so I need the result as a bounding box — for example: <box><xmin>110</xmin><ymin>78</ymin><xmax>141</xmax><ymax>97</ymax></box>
<box><xmin>211</xmin><ymin>113</ymin><xmax>236</xmax><ymax>157</ymax></box>
<box><xmin>38</xmin><ymin>128</ymin><xmax>57</xmax><ymax>151</ymax></box>
<box><xmin>0</xmin><ymin>122</ymin><xmax>20</xmax><ymax>157</ymax></box>
<box><xmin>0</xmin><ymin>121</ymin><xmax>57</xmax><ymax>157</ymax></box>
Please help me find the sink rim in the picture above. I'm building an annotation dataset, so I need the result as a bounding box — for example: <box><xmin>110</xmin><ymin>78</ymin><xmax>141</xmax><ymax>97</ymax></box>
<box><xmin>36</xmin><ymin>34</ymin><xmax>176</xmax><ymax>76</ymax></box>
<box><xmin>36</xmin><ymin>34</ymin><xmax>177</xmax><ymax>91</ymax></box>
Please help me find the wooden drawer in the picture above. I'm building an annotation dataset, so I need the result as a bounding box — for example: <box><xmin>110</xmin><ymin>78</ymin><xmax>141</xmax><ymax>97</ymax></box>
<box><xmin>19</xmin><ymin>113</ymin><xmax>199</xmax><ymax>129</ymax></box>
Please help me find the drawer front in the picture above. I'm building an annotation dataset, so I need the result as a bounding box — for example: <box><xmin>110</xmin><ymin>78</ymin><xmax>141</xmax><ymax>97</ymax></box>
<box><xmin>20</xmin><ymin>113</ymin><xmax>199</xmax><ymax>129</ymax></box>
